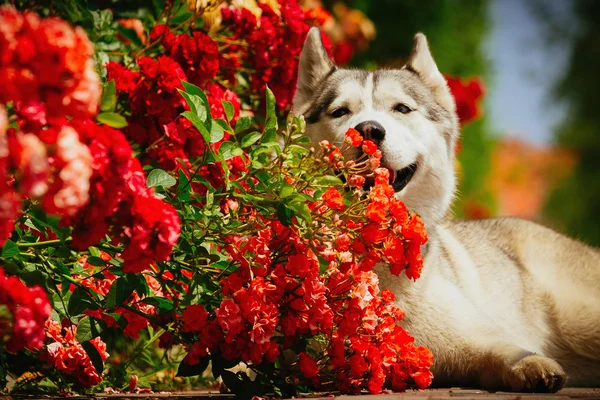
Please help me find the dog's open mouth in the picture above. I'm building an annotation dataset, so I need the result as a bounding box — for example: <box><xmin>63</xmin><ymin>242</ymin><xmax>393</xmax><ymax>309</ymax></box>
<box><xmin>363</xmin><ymin>162</ymin><xmax>418</xmax><ymax>192</ymax></box>
<box><xmin>390</xmin><ymin>162</ymin><xmax>418</xmax><ymax>192</ymax></box>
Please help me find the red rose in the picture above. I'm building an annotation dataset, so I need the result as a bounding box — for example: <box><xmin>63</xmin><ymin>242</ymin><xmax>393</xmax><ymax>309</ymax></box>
<box><xmin>298</xmin><ymin>352</ymin><xmax>319</xmax><ymax>379</ymax></box>
<box><xmin>182</xmin><ymin>304</ymin><xmax>209</xmax><ymax>333</ymax></box>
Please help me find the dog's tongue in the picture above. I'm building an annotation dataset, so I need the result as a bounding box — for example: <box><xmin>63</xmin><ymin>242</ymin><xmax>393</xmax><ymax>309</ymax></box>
<box><xmin>386</xmin><ymin>166</ymin><xmax>396</xmax><ymax>184</ymax></box>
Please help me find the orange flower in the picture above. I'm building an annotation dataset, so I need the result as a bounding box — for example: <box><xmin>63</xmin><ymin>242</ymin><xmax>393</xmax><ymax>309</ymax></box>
<box><xmin>402</xmin><ymin>215</ymin><xmax>428</xmax><ymax>244</ymax></box>
<box><xmin>345</xmin><ymin>127</ymin><xmax>363</xmax><ymax>147</ymax></box>
<box><xmin>366</xmin><ymin>201</ymin><xmax>386</xmax><ymax>222</ymax></box>
<box><xmin>362</xmin><ymin>140</ymin><xmax>378</xmax><ymax>155</ymax></box>
<box><xmin>348</xmin><ymin>174</ymin><xmax>365</xmax><ymax>188</ymax></box>
<box><xmin>322</xmin><ymin>186</ymin><xmax>345</xmax><ymax>211</ymax></box>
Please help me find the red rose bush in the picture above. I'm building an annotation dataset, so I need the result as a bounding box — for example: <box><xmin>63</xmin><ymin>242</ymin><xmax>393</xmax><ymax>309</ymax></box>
<box><xmin>0</xmin><ymin>1</ymin><xmax>483</xmax><ymax>396</ymax></box>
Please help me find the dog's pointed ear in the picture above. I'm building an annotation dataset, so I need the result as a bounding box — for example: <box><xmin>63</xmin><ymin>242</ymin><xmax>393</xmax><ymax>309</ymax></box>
<box><xmin>405</xmin><ymin>33</ymin><xmax>455</xmax><ymax>113</ymax></box>
<box><xmin>292</xmin><ymin>27</ymin><xmax>336</xmax><ymax>114</ymax></box>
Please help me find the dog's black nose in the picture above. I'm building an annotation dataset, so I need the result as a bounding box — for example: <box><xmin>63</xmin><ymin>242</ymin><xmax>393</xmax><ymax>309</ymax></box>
<box><xmin>355</xmin><ymin>121</ymin><xmax>386</xmax><ymax>144</ymax></box>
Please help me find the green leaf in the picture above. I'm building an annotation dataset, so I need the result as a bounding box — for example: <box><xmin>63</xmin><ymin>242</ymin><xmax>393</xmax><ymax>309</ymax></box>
<box><xmin>222</xmin><ymin>100</ymin><xmax>234</xmax><ymax>122</ymax></box>
<box><xmin>177</xmin><ymin>169</ymin><xmax>191</xmax><ymax>202</ymax></box>
<box><xmin>214</xmin><ymin>118</ymin><xmax>231</xmax><ymax>132</ymax></box>
<box><xmin>279</xmin><ymin>181</ymin><xmax>295</xmax><ymax>198</ymax></box>
<box><xmin>176</xmin><ymin>355</ymin><xmax>210</xmax><ymax>377</ymax></box>
<box><xmin>287</xmin><ymin>201</ymin><xmax>312</xmax><ymax>224</ymax></box>
<box><xmin>116</xmin><ymin>26</ymin><xmax>143</xmax><ymax>48</ymax></box>
<box><xmin>318</xmin><ymin>257</ymin><xmax>329</xmax><ymax>274</ymax></box>
<box><xmin>235</xmin><ymin>116</ymin><xmax>252</xmax><ymax>132</ymax></box>
<box><xmin>182</xmin><ymin>111</ymin><xmax>211</xmax><ymax>144</ymax></box>
<box><xmin>220</xmin><ymin>370</ymin><xmax>246</xmax><ymax>393</ymax></box>
<box><xmin>263</xmin><ymin>127</ymin><xmax>277</xmax><ymax>144</ymax></box>
<box><xmin>20</xmin><ymin>270</ymin><xmax>46</xmax><ymax>288</ymax></box>
<box><xmin>206</xmin><ymin>192</ymin><xmax>214</xmax><ymax>209</ymax></box>
<box><xmin>288</xmin><ymin>144</ymin><xmax>310</xmax><ymax>156</ymax></box>
<box><xmin>147</xmin><ymin>169</ymin><xmax>177</xmax><ymax>188</ymax></box>
<box><xmin>23</xmin><ymin>218</ymin><xmax>40</xmax><ymax>232</ymax></box>
<box><xmin>140</xmin><ymin>297</ymin><xmax>173</xmax><ymax>312</ymax></box>
<box><xmin>76</xmin><ymin>316</ymin><xmax>103</xmax><ymax>343</ymax></box>
<box><xmin>210</xmin><ymin>122</ymin><xmax>225</xmax><ymax>143</ymax></box>
<box><xmin>241</xmin><ymin>131</ymin><xmax>262</xmax><ymax>148</ymax></box>
<box><xmin>91</xmin><ymin>9</ymin><xmax>113</xmax><ymax>32</ymax></box>
<box><xmin>178</xmin><ymin>90</ymin><xmax>207</xmax><ymax>121</ymax></box>
<box><xmin>218</xmin><ymin>141</ymin><xmax>238</xmax><ymax>160</ymax></box>
<box><xmin>276</xmin><ymin>203</ymin><xmax>293</xmax><ymax>227</ymax></box>
<box><xmin>295</xmin><ymin>135</ymin><xmax>311</xmax><ymax>144</ymax></box>
<box><xmin>128</xmin><ymin>273</ymin><xmax>149</xmax><ymax>298</ymax></box>
<box><xmin>169</xmin><ymin>7</ymin><xmax>194</xmax><ymax>25</ymax></box>
<box><xmin>212</xmin><ymin>260</ymin><xmax>230</xmax><ymax>270</ymax></box>
<box><xmin>106</xmin><ymin>277</ymin><xmax>135</xmax><ymax>308</ymax></box>
<box><xmin>152</xmin><ymin>0</ymin><xmax>166</xmax><ymax>18</ymax></box>
<box><xmin>100</xmin><ymin>80</ymin><xmax>117</xmax><ymax>112</ymax></box>
<box><xmin>86</xmin><ymin>256</ymin><xmax>106</xmax><ymax>267</ymax></box>
<box><xmin>68</xmin><ymin>288</ymin><xmax>96</xmax><ymax>316</ymax></box>
<box><xmin>55</xmin><ymin>0</ymin><xmax>94</xmax><ymax>26</ymax></box>
<box><xmin>211</xmin><ymin>351</ymin><xmax>240</xmax><ymax>379</ymax></box>
<box><xmin>181</xmin><ymin>81</ymin><xmax>211</xmax><ymax>123</ymax></box>
<box><xmin>81</xmin><ymin>340</ymin><xmax>104</xmax><ymax>377</ymax></box>
<box><xmin>1</xmin><ymin>240</ymin><xmax>19</xmax><ymax>258</ymax></box>
<box><xmin>265</xmin><ymin>86</ymin><xmax>278</xmax><ymax>130</ymax></box>
<box><xmin>249</xmin><ymin>144</ymin><xmax>273</xmax><ymax>160</ymax></box>
<box><xmin>97</xmin><ymin>112</ymin><xmax>128</xmax><ymax>128</ymax></box>
<box><xmin>181</xmin><ymin>81</ymin><xmax>205</xmax><ymax>97</ymax></box>
<box><xmin>313</xmin><ymin>175</ymin><xmax>344</xmax><ymax>186</ymax></box>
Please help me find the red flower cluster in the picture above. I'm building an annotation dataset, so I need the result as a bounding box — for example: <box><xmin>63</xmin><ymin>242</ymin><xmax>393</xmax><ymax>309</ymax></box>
<box><xmin>173</xmin><ymin>130</ymin><xmax>432</xmax><ymax>394</ymax></box>
<box><xmin>0</xmin><ymin>7</ymin><xmax>100</xmax><ymax>245</ymax></box>
<box><xmin>107</xmin><ymin>26</ymin><xmax>241</xmax><ymax>172</ymax></box>
<box><xmin>219</xmin><ymin>0</ymin><xmax>330</xmax><ymax>110</ymax></box>
<box><xmin>44</xmin><ymin>319</ymin><xmax>109</xmax><ymax>388</ymax></box>
<box><xmin>41</xmin><ymin>126</ymin><xmax>93</xmax><ymax>216</ymax></box>
<box><xmin>0</xmin><ymin>6</ymin><xmax>100</xmax><ymax>118</ymax></box>
<box><xmin>0</xmin><ymin>8</ymin><xmax>181</xmax><ymax>271</ymax></box>
<box><xmin>0</xmin><ymin>266</ymin><xmax>52</xmax><ymax>353</ymax></box>
<box><xmin>1</xmin><ymin>123</ymin><xmax>94</xmax><ymax>226</ymax></box>
<box><xmin>445</xmin><ymin>75</ymin><xmax>485</xmax><ymax>125</ymax></box>
<box><xmin>0</xmin><ymin>109</ymin><xmax>22</xmax><ymax>246</ymax></box>
<box><xmin>60</xmin><ymin>120</ymin><xmax>180</xmax><ymax>274</ymax></box>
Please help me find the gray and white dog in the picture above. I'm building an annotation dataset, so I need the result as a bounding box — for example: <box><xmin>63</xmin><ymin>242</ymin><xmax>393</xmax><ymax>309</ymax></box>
<box><xmin>292</xmin><ymin>27</ymin><xmax>600</xmax><ymax>393</ymax></box>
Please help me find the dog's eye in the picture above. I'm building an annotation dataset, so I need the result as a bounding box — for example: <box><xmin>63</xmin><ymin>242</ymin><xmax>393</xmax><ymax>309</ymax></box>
<box><xmin>394</xmin><ymin>103</ymin><xmax>412</xmax><ymax>114</ymax></box>
<box><xmin>330</xmin><ymin>107</ymin><xmax>350</xmax><ymax>118</ymax></box>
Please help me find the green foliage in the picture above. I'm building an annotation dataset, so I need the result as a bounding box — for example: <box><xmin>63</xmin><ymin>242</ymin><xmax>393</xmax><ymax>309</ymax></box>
<box><xmin>538</xmin><ymin>0</ymin><xmax>600</xmax><ymax>244</ymax></box>
<box><xmin>97</xmin><ymin>112</ymin><xmax>128</xmax><ymax>128</ymax></box>
<box><xmin>147</xmin><ymin>169</ymin><xmax>177</xmax><ymax>189</ymax></box>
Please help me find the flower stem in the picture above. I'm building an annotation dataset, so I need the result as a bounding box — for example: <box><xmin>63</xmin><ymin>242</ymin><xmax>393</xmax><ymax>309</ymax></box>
<box><xmin>17</xmin><ymin>239</ymin><xmax>69</xmax><ymax>249</ymax></box>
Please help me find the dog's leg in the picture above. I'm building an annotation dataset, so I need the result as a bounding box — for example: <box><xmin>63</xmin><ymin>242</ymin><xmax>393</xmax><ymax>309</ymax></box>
<box><xmin>476</xmin><ymin>344</ymin><xmax>567</xmax><ymax>393</ymax></box>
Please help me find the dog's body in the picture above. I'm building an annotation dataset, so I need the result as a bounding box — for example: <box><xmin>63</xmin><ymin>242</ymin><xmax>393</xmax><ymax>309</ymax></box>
<box><xmin>293</xmin><ymin>28</ymin><xmax>600</xmax><ymax>392</ymax></box>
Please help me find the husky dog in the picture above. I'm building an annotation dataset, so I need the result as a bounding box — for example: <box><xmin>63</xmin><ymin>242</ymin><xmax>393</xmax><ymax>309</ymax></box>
<box><xmin>292</xmin><ymin>27</ymin><xmax>600</xmax><ymax>393</ymax></box>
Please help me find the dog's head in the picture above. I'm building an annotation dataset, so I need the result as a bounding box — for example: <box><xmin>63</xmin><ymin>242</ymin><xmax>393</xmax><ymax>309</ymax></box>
<box><xmin>292</xmin><ymin>28</ymin><xmax>459</xmax><ymax>226</ymax></box>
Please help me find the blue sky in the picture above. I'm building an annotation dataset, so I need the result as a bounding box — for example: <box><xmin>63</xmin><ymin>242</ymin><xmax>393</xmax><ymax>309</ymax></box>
<box><xmin>486</xmin><ymin>0</ymin><xmax>571</xmax><ymax>145</ymax></box>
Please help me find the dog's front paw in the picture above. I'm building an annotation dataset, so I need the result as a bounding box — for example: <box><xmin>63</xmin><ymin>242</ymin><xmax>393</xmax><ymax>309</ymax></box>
<box><xmin>503</xmin><ymin>355</ymin><xmax>567</xmax><ymax>393</ymax></box>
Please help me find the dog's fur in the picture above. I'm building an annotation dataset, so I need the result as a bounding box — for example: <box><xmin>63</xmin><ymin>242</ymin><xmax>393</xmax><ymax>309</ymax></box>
<box><xmin>293</xmin><ymin>28</ymin><xmax>600</xmax><ymax>392</ymax></box>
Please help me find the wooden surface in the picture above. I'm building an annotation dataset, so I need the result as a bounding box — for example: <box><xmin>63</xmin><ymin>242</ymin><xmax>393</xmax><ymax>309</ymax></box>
<box><xmin>2</xmin><ymin>388</ymin><xmax>600</xmax><ymax>400</ymax></box>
